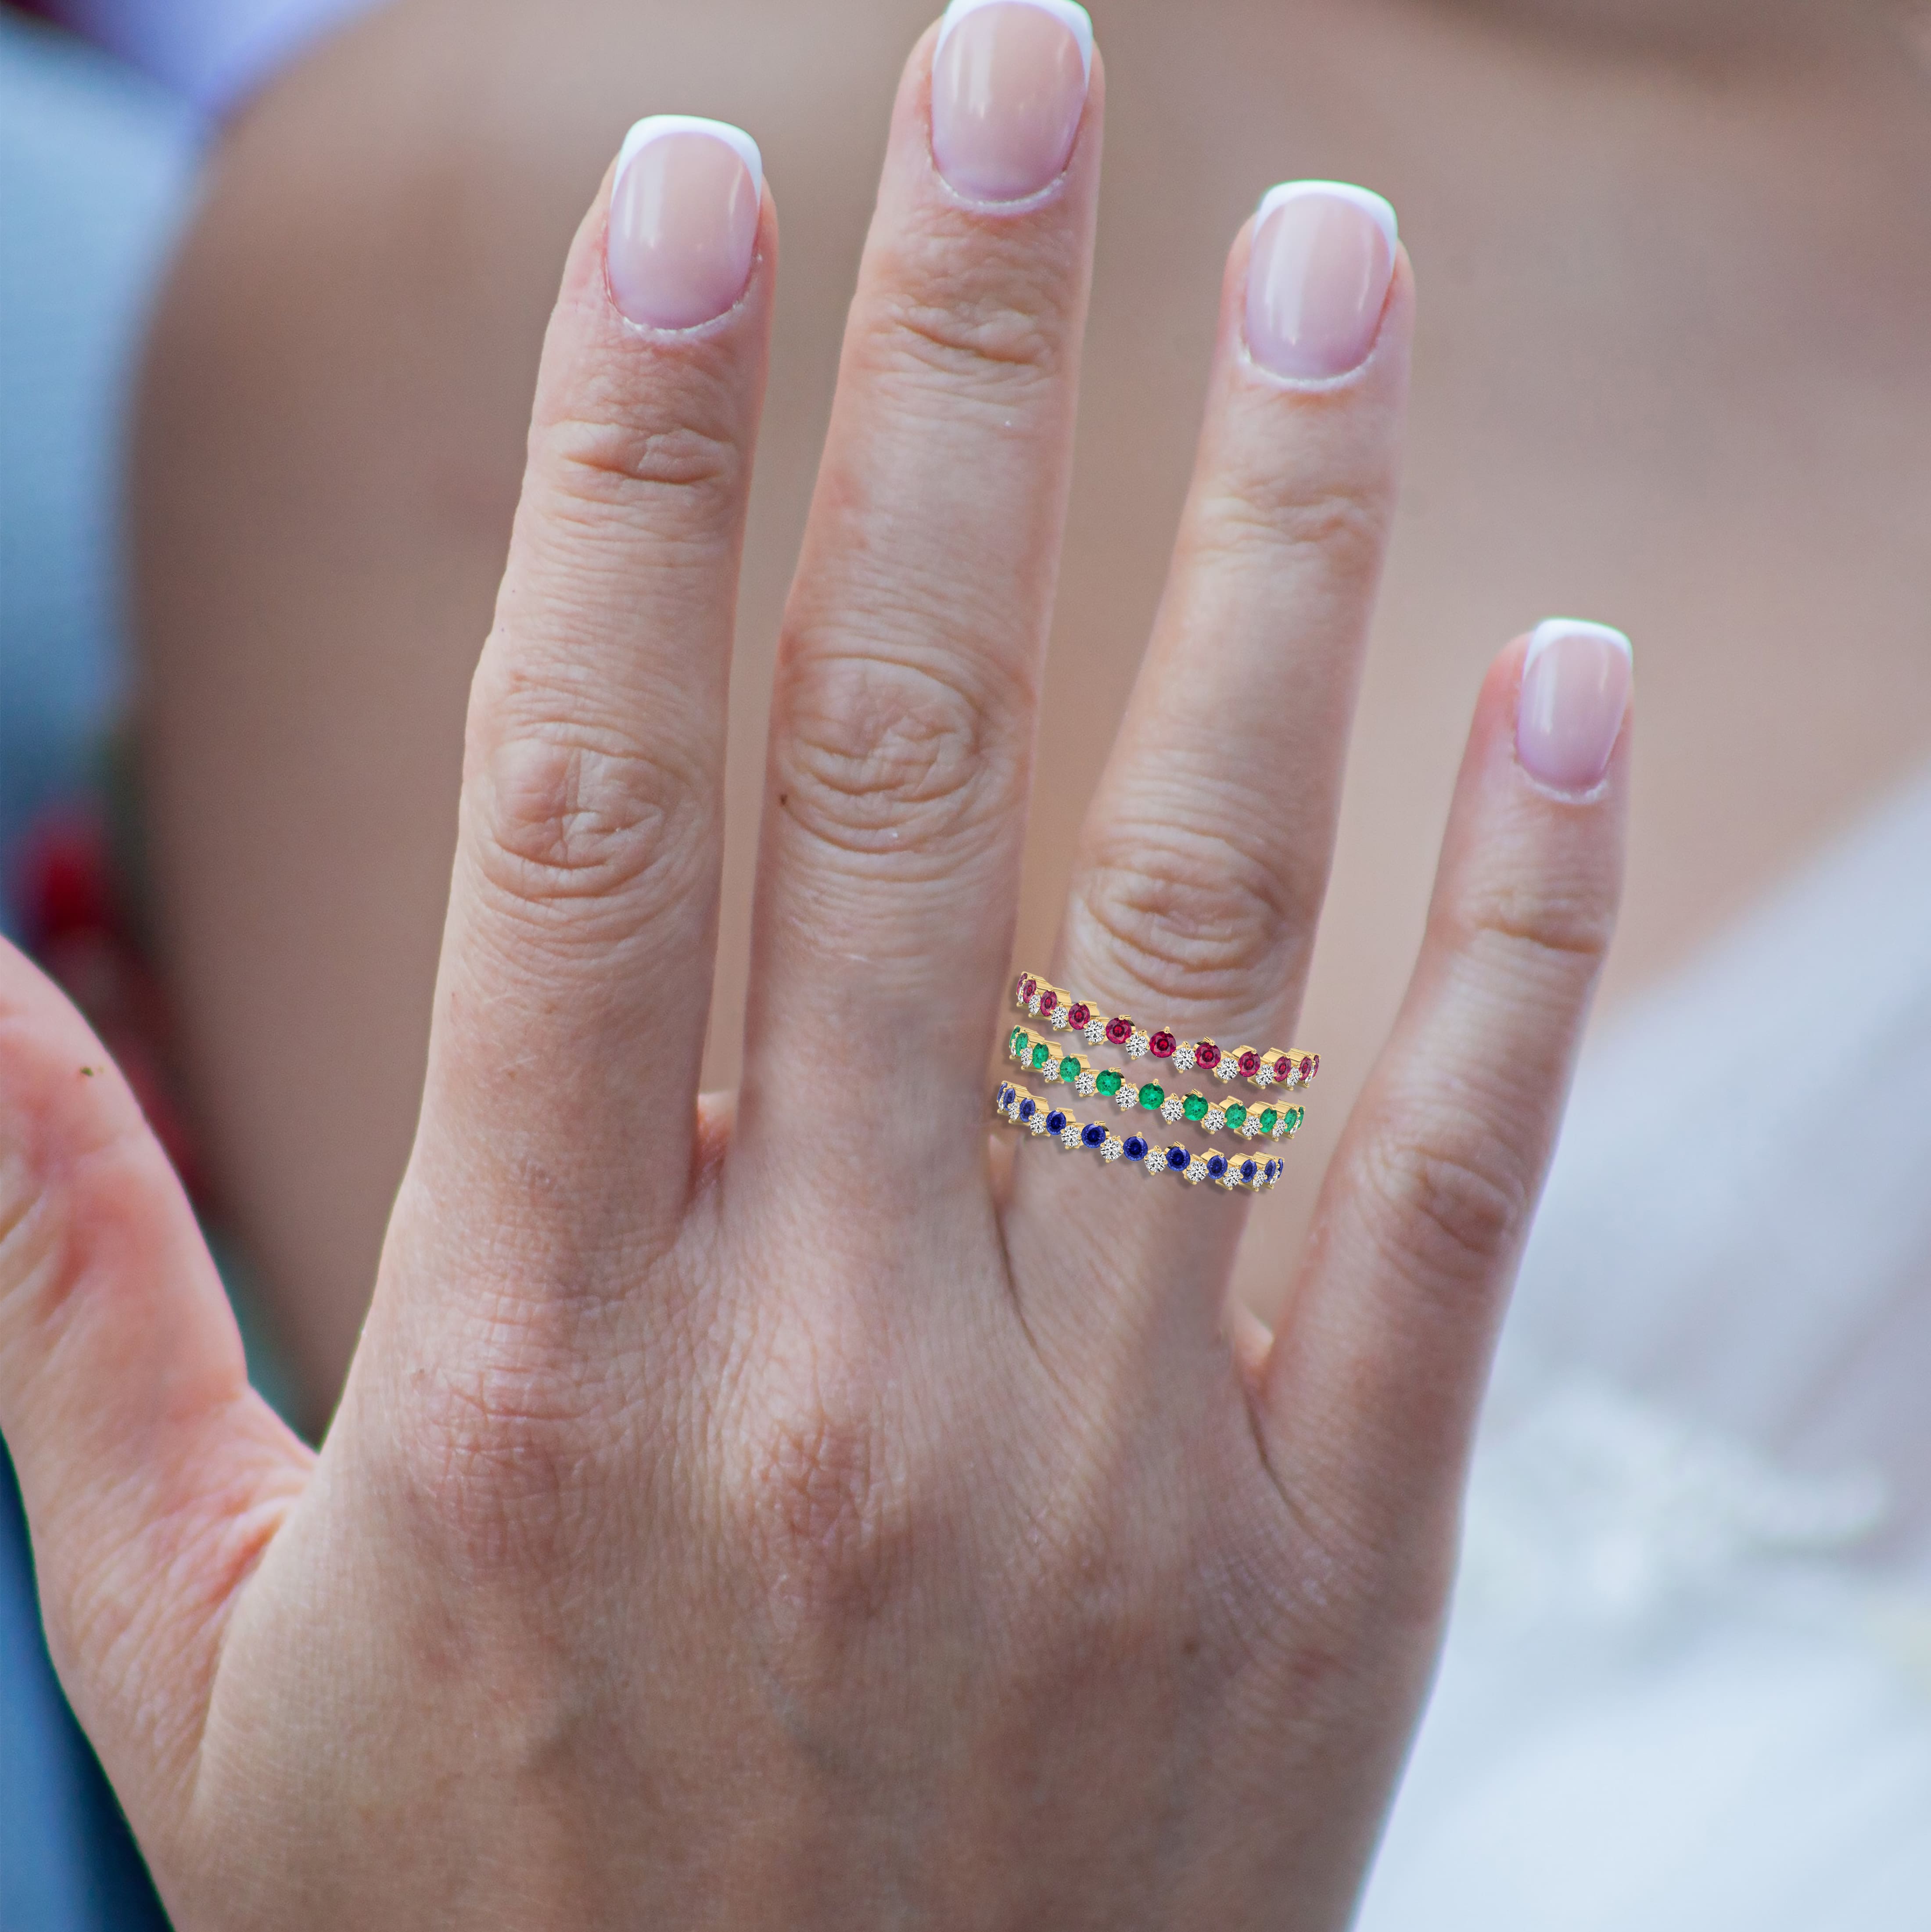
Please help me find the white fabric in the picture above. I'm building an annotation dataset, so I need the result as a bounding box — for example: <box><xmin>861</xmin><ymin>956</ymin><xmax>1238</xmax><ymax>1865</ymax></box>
<box><xmin>1360</xmin><ymin>767</ymin><xmax>1931</xmax><ymax>1925</ymax></box>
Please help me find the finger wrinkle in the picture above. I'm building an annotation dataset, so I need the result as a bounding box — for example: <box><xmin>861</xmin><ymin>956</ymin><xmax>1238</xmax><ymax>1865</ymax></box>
<box><xmin>772</xmin><ymin>645</ymin><xmax>1026</xmax><ymax>862</ymax></box>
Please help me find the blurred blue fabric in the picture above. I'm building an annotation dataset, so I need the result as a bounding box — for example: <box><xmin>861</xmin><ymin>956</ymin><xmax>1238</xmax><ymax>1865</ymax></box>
<box><xmin>0</xmin><ymin>6</ymin><xmax>199</xmax><ymax>939</ymax></box>
<box><xmin>0</xmin><ymin>11</ymin><xmax>198</xmax><ymax>1924</ymax></box>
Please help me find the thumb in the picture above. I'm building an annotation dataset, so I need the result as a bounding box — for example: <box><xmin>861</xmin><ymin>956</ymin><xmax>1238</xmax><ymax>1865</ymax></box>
<box><xmin>0</xmin><ymin>938</ymin><xmax>309</xmax><ymax>1836</ymax></box>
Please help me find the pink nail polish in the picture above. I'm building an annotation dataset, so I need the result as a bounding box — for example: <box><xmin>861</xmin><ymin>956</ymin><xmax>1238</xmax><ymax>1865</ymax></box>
<box><xmin>931</xmin><ymin>0</ymin><xmax>1093</xmax><ymax>204</ymax></box>
<box><xmin>1516</xmin><ymin>620</ymin><xmax>1633</xmax><ymax>793</ymax></box>
<box><xmin>1245</xmin><ymin>182</ymin><xmax>1398</xmax><ymax>381</ymax></box>
<box><xmin>607</xmin><ymin>116</ymin><xmax>762</xmax><ymax>330</ymax></box>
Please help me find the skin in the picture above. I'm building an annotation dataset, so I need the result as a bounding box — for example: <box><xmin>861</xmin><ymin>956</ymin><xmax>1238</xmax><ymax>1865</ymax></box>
<box><xmin>2</xmin><ymin>25</ymin><xmax>1626</xmax><ymax>1927</ymax></box>
<box><xmin>131</xmin><ymin>0</ymin><xmax>1931</xmax><ymax>1429</ymax></box>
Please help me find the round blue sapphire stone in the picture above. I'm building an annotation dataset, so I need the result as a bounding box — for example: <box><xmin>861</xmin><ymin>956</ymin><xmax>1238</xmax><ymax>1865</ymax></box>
<box><xmin>997</xmin><ymin>1085</ymin><xmax>1014</xmax><ymax>1108</ymax></box>
<box><xmin>1081</xmin><ymin>1123</ymin><xmax>1106</xmax><ymax>1148</ymax></box>
<box><xmin>1047</xmin><ymin>1110</ymin><xmax>1067</xmax><ymax>1135</ymax></box>
<box><xmin>1018</xmin><ymin>1099</ymin><xmax>1036</xmax><ymax>1121</ymax></box>
<box><xmin>1123</xmin><ymin>1135</ymin><xmax>1148</xmax><ymax>1162</ymax></box>
<box><xmin>1240</xmin><ymin>1159</ymin><xmax>1257</xmax><ymax>1182</ymax></box>
<box><xmin>1207</xmin><ymin>1155</ymin><xmax>1227</xmax><ymax>1178</ymax></box>
<box><xmin>1165</xmin><ymin>1146</ymin><xmax>1188</xmax><ymax>1171</ymax></box>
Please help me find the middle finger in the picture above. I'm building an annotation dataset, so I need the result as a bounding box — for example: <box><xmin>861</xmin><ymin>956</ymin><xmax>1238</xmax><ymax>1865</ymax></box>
<box><xmin>736</xmin><ymin>1</ymin><xmax>1102</xmax><ymax>1213</ymax></box>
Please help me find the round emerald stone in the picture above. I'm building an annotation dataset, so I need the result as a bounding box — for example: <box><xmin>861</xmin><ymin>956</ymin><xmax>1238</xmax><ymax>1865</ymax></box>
<box><xmin>1260</xmin><ymin>1108</ymin><xmax>1279</xmax><ymax>1133</ymax></box>
<box><xmin>1182</xmin><ymin>1094</ymin><xmax>1209</xmax><ymax>1123</ymax></box>
<box><xmin>1096</xmin><ymin>1070</ymin><xmax>1123</xmax><ymax>1096</ymax></box>
<box><xmin>1138</xmin><ymin>1083</ymin><xmax>1164</xmax><ymax>1111</ymax></box>
<box><xmin>1031</xmin><ymin>1043</ymin><xmax>1050</xmax><ymax>1069</ymax></box>
<box><xmin>1288</xmin><ymin>1109</ymin><xmax>1303</xmax><ymax>1131</ymax></box>
<box><xmin>1010</xmin><ymin>1028</ymin><xmax>1027</xmax><ymax>1056</ymax></box>
<box><xmin>1225</xmin><ymin>1103</ymin><xmax>1248</xmax><ymax>1129</ymax></box>
<box><xmin>1060</xmin><ymin>1058</ymin><xmax>1081</xmax><ymax>1084</ymax></box>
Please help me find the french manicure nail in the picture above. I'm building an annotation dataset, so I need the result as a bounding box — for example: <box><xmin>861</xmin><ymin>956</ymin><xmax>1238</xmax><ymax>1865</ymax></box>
<box><xmin>931</xmin><ymin>0</ymin><xmax>1093</xmax><ymax>203</ymax></box>
<box><xmin>1245</xmin><ymin>182</ymin><xmax>1398</xmax><ymax>381</ymax></box>
<box><xmin>607</xmin><ymin>115</ymin><xmax>762</xmax><ymax>329</ymax></box>
<box><xmin>1516</xmin><ymin>620</ymin><xmax>1633</xmax><ymax>793</ymax></box>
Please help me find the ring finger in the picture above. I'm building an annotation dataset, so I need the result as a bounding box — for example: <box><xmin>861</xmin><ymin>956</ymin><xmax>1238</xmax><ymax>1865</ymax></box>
<box><xmin>1008</xmin><ymin>182</ymin><xmax>1413</xmax><ymax>1354</ymax></box>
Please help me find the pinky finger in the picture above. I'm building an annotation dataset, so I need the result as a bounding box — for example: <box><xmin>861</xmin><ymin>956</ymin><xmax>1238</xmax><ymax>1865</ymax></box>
<box><xmin>1258</xmin><ymin>620</ymin><xmax>1632</xmax><ymax>1595</ymax></box>
<box><xmin>0</xmin><ymin>943</ymin><xmax>309</xmax><ymax>1831</ymax></box>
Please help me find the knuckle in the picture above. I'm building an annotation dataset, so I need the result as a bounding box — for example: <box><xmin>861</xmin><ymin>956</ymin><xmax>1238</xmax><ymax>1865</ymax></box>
<box><xmin>533</xmin><ymin>402</ymin><xmax>741</xmax><ymax>535</ymax></box>
<box><xmin>1070</xmin><ymin>813</ymin><xmax>1309</xmax><ymax>1008</ymax></box>
<box><xmin>1357</xmin><ymin>1112</ymin><xmax>1532</xmax><ymax>1292</ymax></box>
<box><xmin>1451</xmin><ymin>873</ymin><xmax>1619</xmax><ymax>972</ymax></box>
<box><xmin>400</xmin><ymin>1332</ymin><xmax>605</xmax><ymax>1582</ymax></box>
<box><xmin>1192</xmin><ymin>468</ymin><xmax>1389</xmax><ymax>582</ymax></box>
<box><xmin>465</xmin><ymin>706</ymin><xmax>712</xmax><ymax>921</ymax></box>
<box><xmin>861</xmin><ymin>259</ymin><xmax>1064</xmax><ymax>400</ymax></box>
<box><xmin>720</xmin><ymin>1363</ymin><xmax>914</xmax><ymax>1628</ymax></box>
<box><xmin>774</xmin><ymin>646</ymin><xmax>1019</xmax><ymax>865</ymax></box>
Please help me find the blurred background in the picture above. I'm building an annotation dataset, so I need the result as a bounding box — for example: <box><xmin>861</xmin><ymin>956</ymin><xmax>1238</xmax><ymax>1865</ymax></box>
<box><xmin>4</xmin><ymin>0</ymin><xmax>1931</xmax><ymax>1924</ymax></box>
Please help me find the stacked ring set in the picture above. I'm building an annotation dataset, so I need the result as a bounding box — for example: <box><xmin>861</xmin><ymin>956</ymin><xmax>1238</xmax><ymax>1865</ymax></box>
<box><xmin>993</xmin><ymin>972</ymin><xmax>1319</xmax><ymax>1194</ymax></box>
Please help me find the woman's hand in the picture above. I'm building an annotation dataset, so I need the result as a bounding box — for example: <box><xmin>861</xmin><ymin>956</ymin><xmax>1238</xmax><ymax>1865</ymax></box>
<box><xmin>0</xmin><ymin>7</ymin><xmax>1630</xmax><ymax>1925</ymax></box>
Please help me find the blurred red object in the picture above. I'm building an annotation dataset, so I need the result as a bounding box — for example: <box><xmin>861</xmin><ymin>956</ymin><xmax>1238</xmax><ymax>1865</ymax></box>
<box><xmin>14</xmin><ymin>807</ymin><xmax>205</xmax><ymax>1199</ymax></box>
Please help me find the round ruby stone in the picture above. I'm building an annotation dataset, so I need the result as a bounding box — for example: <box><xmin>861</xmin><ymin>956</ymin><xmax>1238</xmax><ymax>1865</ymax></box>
<box><xmin>1105</xmin><ymin>1017</ymin><xmax>1132</xmax><ymax>1046</ymax></box>
<box><xmin>1022</xmin><ymin>978</ymin><xmax>1037</xmax><ymax>1002</ymax></box>
<box><xmin>1238</xmin><ymin>1050</ymin><xmax>1261</xmax><ymax>1078</ymax></box>
<box><xmin>1069</xmin><ymin>1002</ymin><xmax>1091</xmax><ymax>1029</ymax></box>
<box><xmin>1274</xmin><ymin>1056</ymin><xmax>1295</xmax><ymax>1084</ymax></box>
<box><xmin>1300</xmin><ymin>1055</ymin><xmax>1314</xmax><ymax>1079</ymax></box>
<box><xmin>1039</xmin><ymin>988</ymin><xmax>1058</xmax><ymax>1014</ymax></box>
<box><xmin>1149</xmin><ymin>1031</ymin><xmax>1176</xmax><ymax>1059</ymax></box>
<box><xmin>1195</xmin><ymin>1041</ymin><xmax>1220</xmax><ymax>1070</ymax></box>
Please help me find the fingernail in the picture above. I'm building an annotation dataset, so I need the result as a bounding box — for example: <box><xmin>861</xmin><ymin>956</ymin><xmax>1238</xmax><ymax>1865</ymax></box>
<box><xmin>607</xmin><ymin>116</ymin><xmax>762</xmax><ymax>330</ymax></box>
<box><xmin>1245</xmin><ymin>182</ymin><xmax>1398</xmax><ymax>381</ymax></box>
<box><xmin>1516</xmin><ymin>620</ymin><xmax>1633</xmax><ymax>793</ymax></box>
<box><xmin>931</xmin><ymin>0</ymin><xmax>1093</xmax><ymax>203</ymax></box>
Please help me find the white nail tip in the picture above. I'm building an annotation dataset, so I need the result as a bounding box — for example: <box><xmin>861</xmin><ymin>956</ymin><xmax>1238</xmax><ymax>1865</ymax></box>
<box><xmin>1525</xmin><ymin>618</ymin><xmax>1634</xmax><ymax>672</ymax></box>
<box><xmin>936</xmin><ymin>0</ymin><xmax>1095</xmax><ymax>83</ymax></box>
<box><xmin>1255</xmin><ymin>181</ymin><xmax>1399</xmax><ymax>260</ymax></box>
<box><xmin>614</xmin><ymin>115</ymin><xmax>763</xmax><ymax>201</ymax></box>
